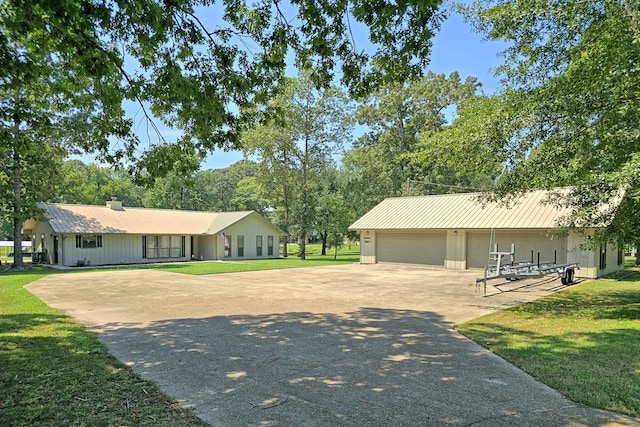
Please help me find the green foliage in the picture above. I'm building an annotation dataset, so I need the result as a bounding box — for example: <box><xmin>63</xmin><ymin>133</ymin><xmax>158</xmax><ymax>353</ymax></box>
<box><xmin>232</xmin><ymin>176</ymin><xmax>270</xmax><ymax>214</ymax></box>
<box><xmin>456</xmin><ymin>275</ymin><xmax>640</xmax><ymax>417</ymax></box>
<box><xmin>141</xmin><ymin>160</ymin><xmax>268</xmax><ymax>212</ymax></box>
<box><xmin>2</xmin><ymin>0</ymin><xmax>446</xmax><ymax>176</ymax></box>
<box><xmin>316</xmin><ymin>193</ymin><xmax>354</xmax><ymax>259</ymax></box>
<box><xmin>241</xmin><ymin>72</ymin><xmax>353</xmax><ymax>257</ymax></box>
<box><xmin>342</xmin><ymin>72</ymin><xmax>488</xmax><ymax>215</ymax></box>
<box><xmin>454</xmin><ymin>0</ymin><xmax>640</xmax><ymax>243</ymax></box>
<box><xmin>57</xmin><ymin>160</ymin><xmax>145</xmax><ymax>206</ymax></box>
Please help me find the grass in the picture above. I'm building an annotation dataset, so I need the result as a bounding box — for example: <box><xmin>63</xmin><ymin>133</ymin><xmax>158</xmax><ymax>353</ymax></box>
<box><xmin>156</xmin><ymin>244</ymin><xmax>360</xmax><ymax>274</ymax></box>
<box><xmin>0</xmin><ymin>243</ymin><xmax>358</xmax><ymax>426</ymax></box>
<box><xmin>456</xmin><ymin>269</ymin><xmax>640</xmax><ymax>417</ymax></box>
<box><xmin>0</xmin><ymin>269</ymin><xmax>209</xmax><ymax>427</ymax></box>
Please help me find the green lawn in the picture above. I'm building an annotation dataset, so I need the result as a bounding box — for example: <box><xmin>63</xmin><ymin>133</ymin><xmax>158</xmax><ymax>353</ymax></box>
<box><xmin>0</xmin><ymin>269</ymin><xmax>209</xmax><ymax>426</ymax></box>
<box><xmin>156</xmin><ymin>244</ymin><xmax>359</xmax><ymax>274</ymax></box>
<box><xmin>456</xmin><ymin>271</ymin><xmax>640</xmax><ymax>417</ymax></box>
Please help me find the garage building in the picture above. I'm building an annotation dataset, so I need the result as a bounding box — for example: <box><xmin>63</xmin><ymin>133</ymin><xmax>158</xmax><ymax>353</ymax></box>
<box><xmin>349</xmin><ymin>189</ymin><xmax>624</xmax><ymax>279</ymax></box>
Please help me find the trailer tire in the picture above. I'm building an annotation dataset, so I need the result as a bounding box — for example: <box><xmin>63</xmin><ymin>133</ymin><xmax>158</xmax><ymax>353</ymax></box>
<box><xmin>566</xmin><ymin>268</ymin><xmax>574</xmax><ymax>285</ymax></box>
<box><xmin>561</xmin><ymin>269</ymin><xmax>574</xmax><ymax>286</ymax></box>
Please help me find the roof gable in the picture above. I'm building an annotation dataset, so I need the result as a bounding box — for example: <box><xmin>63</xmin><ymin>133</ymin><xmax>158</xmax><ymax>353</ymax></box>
<box><xmin>29</xmin><ymin>203</ymin><xmax>283</xmax><ymax>235</ymax></box>
<box><xmin>349</xmin><ymin>189</ymin><xmax>575</xmax><ymax>231</ymax></box>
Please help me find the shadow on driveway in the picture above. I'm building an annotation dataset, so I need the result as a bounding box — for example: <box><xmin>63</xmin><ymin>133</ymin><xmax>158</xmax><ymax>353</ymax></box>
<box><xmin>98</xmin><ymin>307</ymin><xmax>632</xmax><ymax>427</ymax></box>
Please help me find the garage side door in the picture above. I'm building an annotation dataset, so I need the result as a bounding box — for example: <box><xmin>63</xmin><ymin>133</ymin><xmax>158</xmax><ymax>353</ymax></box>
<box><xmin>467</xmin><ymin>231</ymin><xmax>567</xmax><ymax>269</ymax></box>
<box><xmin>377</xmin><ymin>232</ymin><xmax>446</xmax><ymax>266</ymax></box>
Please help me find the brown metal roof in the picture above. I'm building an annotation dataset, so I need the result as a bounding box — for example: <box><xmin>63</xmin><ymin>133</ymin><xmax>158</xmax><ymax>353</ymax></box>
<box><xmin>349</xmin><ymin>189</ymin><xmax>576</xmax><ymax>230</ymax></box>
<box><xmin>30</xmin><ymin>203</ymin><xmax>283</xmax><ymax>235</ymax></box>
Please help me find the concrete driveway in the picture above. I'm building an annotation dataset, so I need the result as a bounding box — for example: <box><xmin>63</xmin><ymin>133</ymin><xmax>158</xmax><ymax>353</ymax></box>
<box><xmin>27</xmin><ymin>263</ymin><xmax>638</xmax><ymax>426</ymax></box>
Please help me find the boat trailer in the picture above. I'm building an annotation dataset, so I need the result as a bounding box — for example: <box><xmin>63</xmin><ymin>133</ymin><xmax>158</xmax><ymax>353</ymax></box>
<box><xmin>476</xmin><ymin>244</ymin><xmax>579</xmax><ymax>295</ymax></box>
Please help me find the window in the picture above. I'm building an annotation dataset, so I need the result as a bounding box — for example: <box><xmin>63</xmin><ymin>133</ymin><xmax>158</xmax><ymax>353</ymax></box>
<box><xmin>237</xmin><ymin>235</ymin><xmax>244</xmax><ymax>257</ymax></box>
<box><xmin>159</xmin><ymin>236</ymin><xmax>171</xmax><ymax>258</ymax></box>
<box><xmin>142</xmin><ymin>235</ymin><xmax>185</xmax><ymax>259</ymax></box>
<box><xmin>142</xmin><ymin>236</ymin><xmax>147</xmax><ymax>258</ymax></box>
<box><xmin>267</xmin><ymin>236</ymin><xmax>274</xmax><ymax>256</ymax></box>
<box><xmin>256</xmin><ymin>235</ymin><xmax>263</xmax><ymax>256</ymax></box>
<box><xmin>599</xmin><ymin>244</ymin><xmax>607</xmax><ymax>270</ymax></box>
<box><xmin>75</xmin><ymin>234</ymin><xmax>102</xmax><ymax>249</ymax></box>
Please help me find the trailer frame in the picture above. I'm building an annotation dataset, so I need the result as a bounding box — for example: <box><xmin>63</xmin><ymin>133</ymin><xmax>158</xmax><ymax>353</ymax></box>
<box><xmin>476</xmin><ymin>244</ymin><xmax>579</xmax><ymax>295</ymax></box>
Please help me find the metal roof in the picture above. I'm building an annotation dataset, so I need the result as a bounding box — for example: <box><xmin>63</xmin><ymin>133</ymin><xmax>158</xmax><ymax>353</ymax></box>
<box><xmin>27</xmin><ymin>203</ymin><xmax>283</xmax><ymax>235</ymax></box>
<box><xmin>349</xmin><ymin>189</ymin><xmax>576</xmax><ymax>231</ymax></box>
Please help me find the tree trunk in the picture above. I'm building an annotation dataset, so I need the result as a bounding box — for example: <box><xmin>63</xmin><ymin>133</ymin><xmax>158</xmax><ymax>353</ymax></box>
<box><xmin>299</xmin><ymin>234</ymin><xmax>306</xmax><ymax>260</ymax></box>
<box><xmin>299</xmin><ymin>135</ymin><xmax>310</xmax><ymax>260</ymax></box>
<box><xmin>321</xmin><ymin>231</ymin><xmax>328</xmax><ymax>255</ymax></box>
<box><xmin>282</xmin><ymin>187</ymin><xmax>289</xmax><ymax>258</ymax></box>
<box><xmin>11</xmin><ymin>118</ymin><xmax>24</xmax><ymax>269</ymax></box>
<box><xmin>635</xmin><ymin>240</ymin><xmax>640</xmax><ymax>266</ymax></box>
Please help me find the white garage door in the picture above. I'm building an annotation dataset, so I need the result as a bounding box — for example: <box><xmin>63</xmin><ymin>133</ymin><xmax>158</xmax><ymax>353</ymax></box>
<box><xmin>377</xmin><ymin>232</ymin><xmax>446</xmax><ymax>266</ymax></box>
<box><xmin>467</xmin><ymin>231</ymin><xmax>567</xmax><ymax>269</ymax></box>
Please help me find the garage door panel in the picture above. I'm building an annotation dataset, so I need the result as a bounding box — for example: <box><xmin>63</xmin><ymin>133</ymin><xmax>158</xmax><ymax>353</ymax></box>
<box><xmin>377</xmin><ymin>232</ymin><xmax>445</xmax><ymax>266</ymax></box>
<box><xmin>467</xmin><ymin>231</ymin><xmax>567</xmax><ymax>269</ymax></box>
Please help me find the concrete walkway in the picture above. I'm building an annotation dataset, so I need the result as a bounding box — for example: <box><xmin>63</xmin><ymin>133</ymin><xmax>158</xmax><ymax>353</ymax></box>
<box><xmin>27</xmin><ymin>263</ymin><xmax>639</xmax><ymax>426</ymax></box>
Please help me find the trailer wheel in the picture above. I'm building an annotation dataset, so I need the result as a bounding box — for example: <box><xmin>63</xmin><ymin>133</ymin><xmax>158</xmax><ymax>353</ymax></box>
<box><xmin>566</xmin><ymin>268</ymin><xmax>574</xmax><ymax>285</ymax></box>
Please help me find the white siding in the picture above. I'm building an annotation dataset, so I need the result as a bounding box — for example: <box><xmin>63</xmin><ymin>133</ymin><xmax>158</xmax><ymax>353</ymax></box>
<box><xmin>567</xmin><ymin>233</ymin><xmax>622</xmax><ymax>278</ymax></box>
<box><xmin>377</xmin><ymin>231</ymin><xmax>446</xmax><ymax>266</ymax></box>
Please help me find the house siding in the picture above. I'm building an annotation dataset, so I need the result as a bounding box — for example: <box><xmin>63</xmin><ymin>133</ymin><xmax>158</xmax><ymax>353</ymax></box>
<box><xmin>567</xmin><ymin>233</ymin><xmax>622</xmax><ymax>279</ymax></box>
<box><xmin>223</xmin><ymin>219</ymin><xmax>280</xmax><ymax>259</ymax></box>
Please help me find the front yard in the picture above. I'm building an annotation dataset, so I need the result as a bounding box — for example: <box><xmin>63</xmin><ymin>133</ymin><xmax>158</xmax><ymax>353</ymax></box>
<box><xmin>456</xmin><ymin>269</ymin><xmax>640</xmax><ymax>417</ymax></box>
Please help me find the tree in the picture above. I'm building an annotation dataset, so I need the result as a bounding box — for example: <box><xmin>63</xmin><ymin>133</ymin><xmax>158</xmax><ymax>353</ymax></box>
<box><xmin>0</xmin><ymin>75</ymin><xmax>68</xmax><ymax>268</ymax></box>
<box><xmin>316</xmin><ymin>191</ymin><xmax>354</xmax><ymax>259</ymax></box>
<box><xmin>143</xmin><ymin>160</ymin><xmax>260</xmax><ymax>211</ymax></box>
<box><xmin>2</xmin><ymin>0</ymin><xmax>447</xmax><ymax>174</ymax></box>
<box><xmin>343</xmin><ymin>72</ymin><xmax>483</xmax><ymax>212</ymax></box>
<box><xmin>0</xmin><ymin>140</ymin><xmax>65</xmax><ymax>268</ymax></box>
<box><xmin>241</xmin><ymin>123</ymin><xmax>298</xmax><ymax>257</ymax></box>
<box><xmin>1</xmin><ymin>0</ymin><xmax>446</xmax><ymax>268</ymax></box>
<box><xmin>231</xmin><ymin>176</ymin><xmax>270</xmax><ymax>214</ymax></box>
<box><xmin>242</xmin><ymin>73</ymin><xmax>353</xmax><ymax>258</ymax></box>
<box><xmin>58</xmin><ymin>160</ymin><xmax>145</xmax><ymax>207</ymax></box>
<box><xmin>453</xmin><ymin>0</ymin><xmax>640</xmax><ymax>244</ymax></box>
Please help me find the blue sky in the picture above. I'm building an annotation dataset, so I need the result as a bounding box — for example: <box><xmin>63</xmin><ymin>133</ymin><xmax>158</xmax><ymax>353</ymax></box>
<box><xmin>77</xmin><ymin>6</ymin><xmax>507</xmax><ymax>171</ymax></box>
<box><xmin>201</xmin><ymin>7</ymin><xmax>507</xmax><ymax>170</ymax></box>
